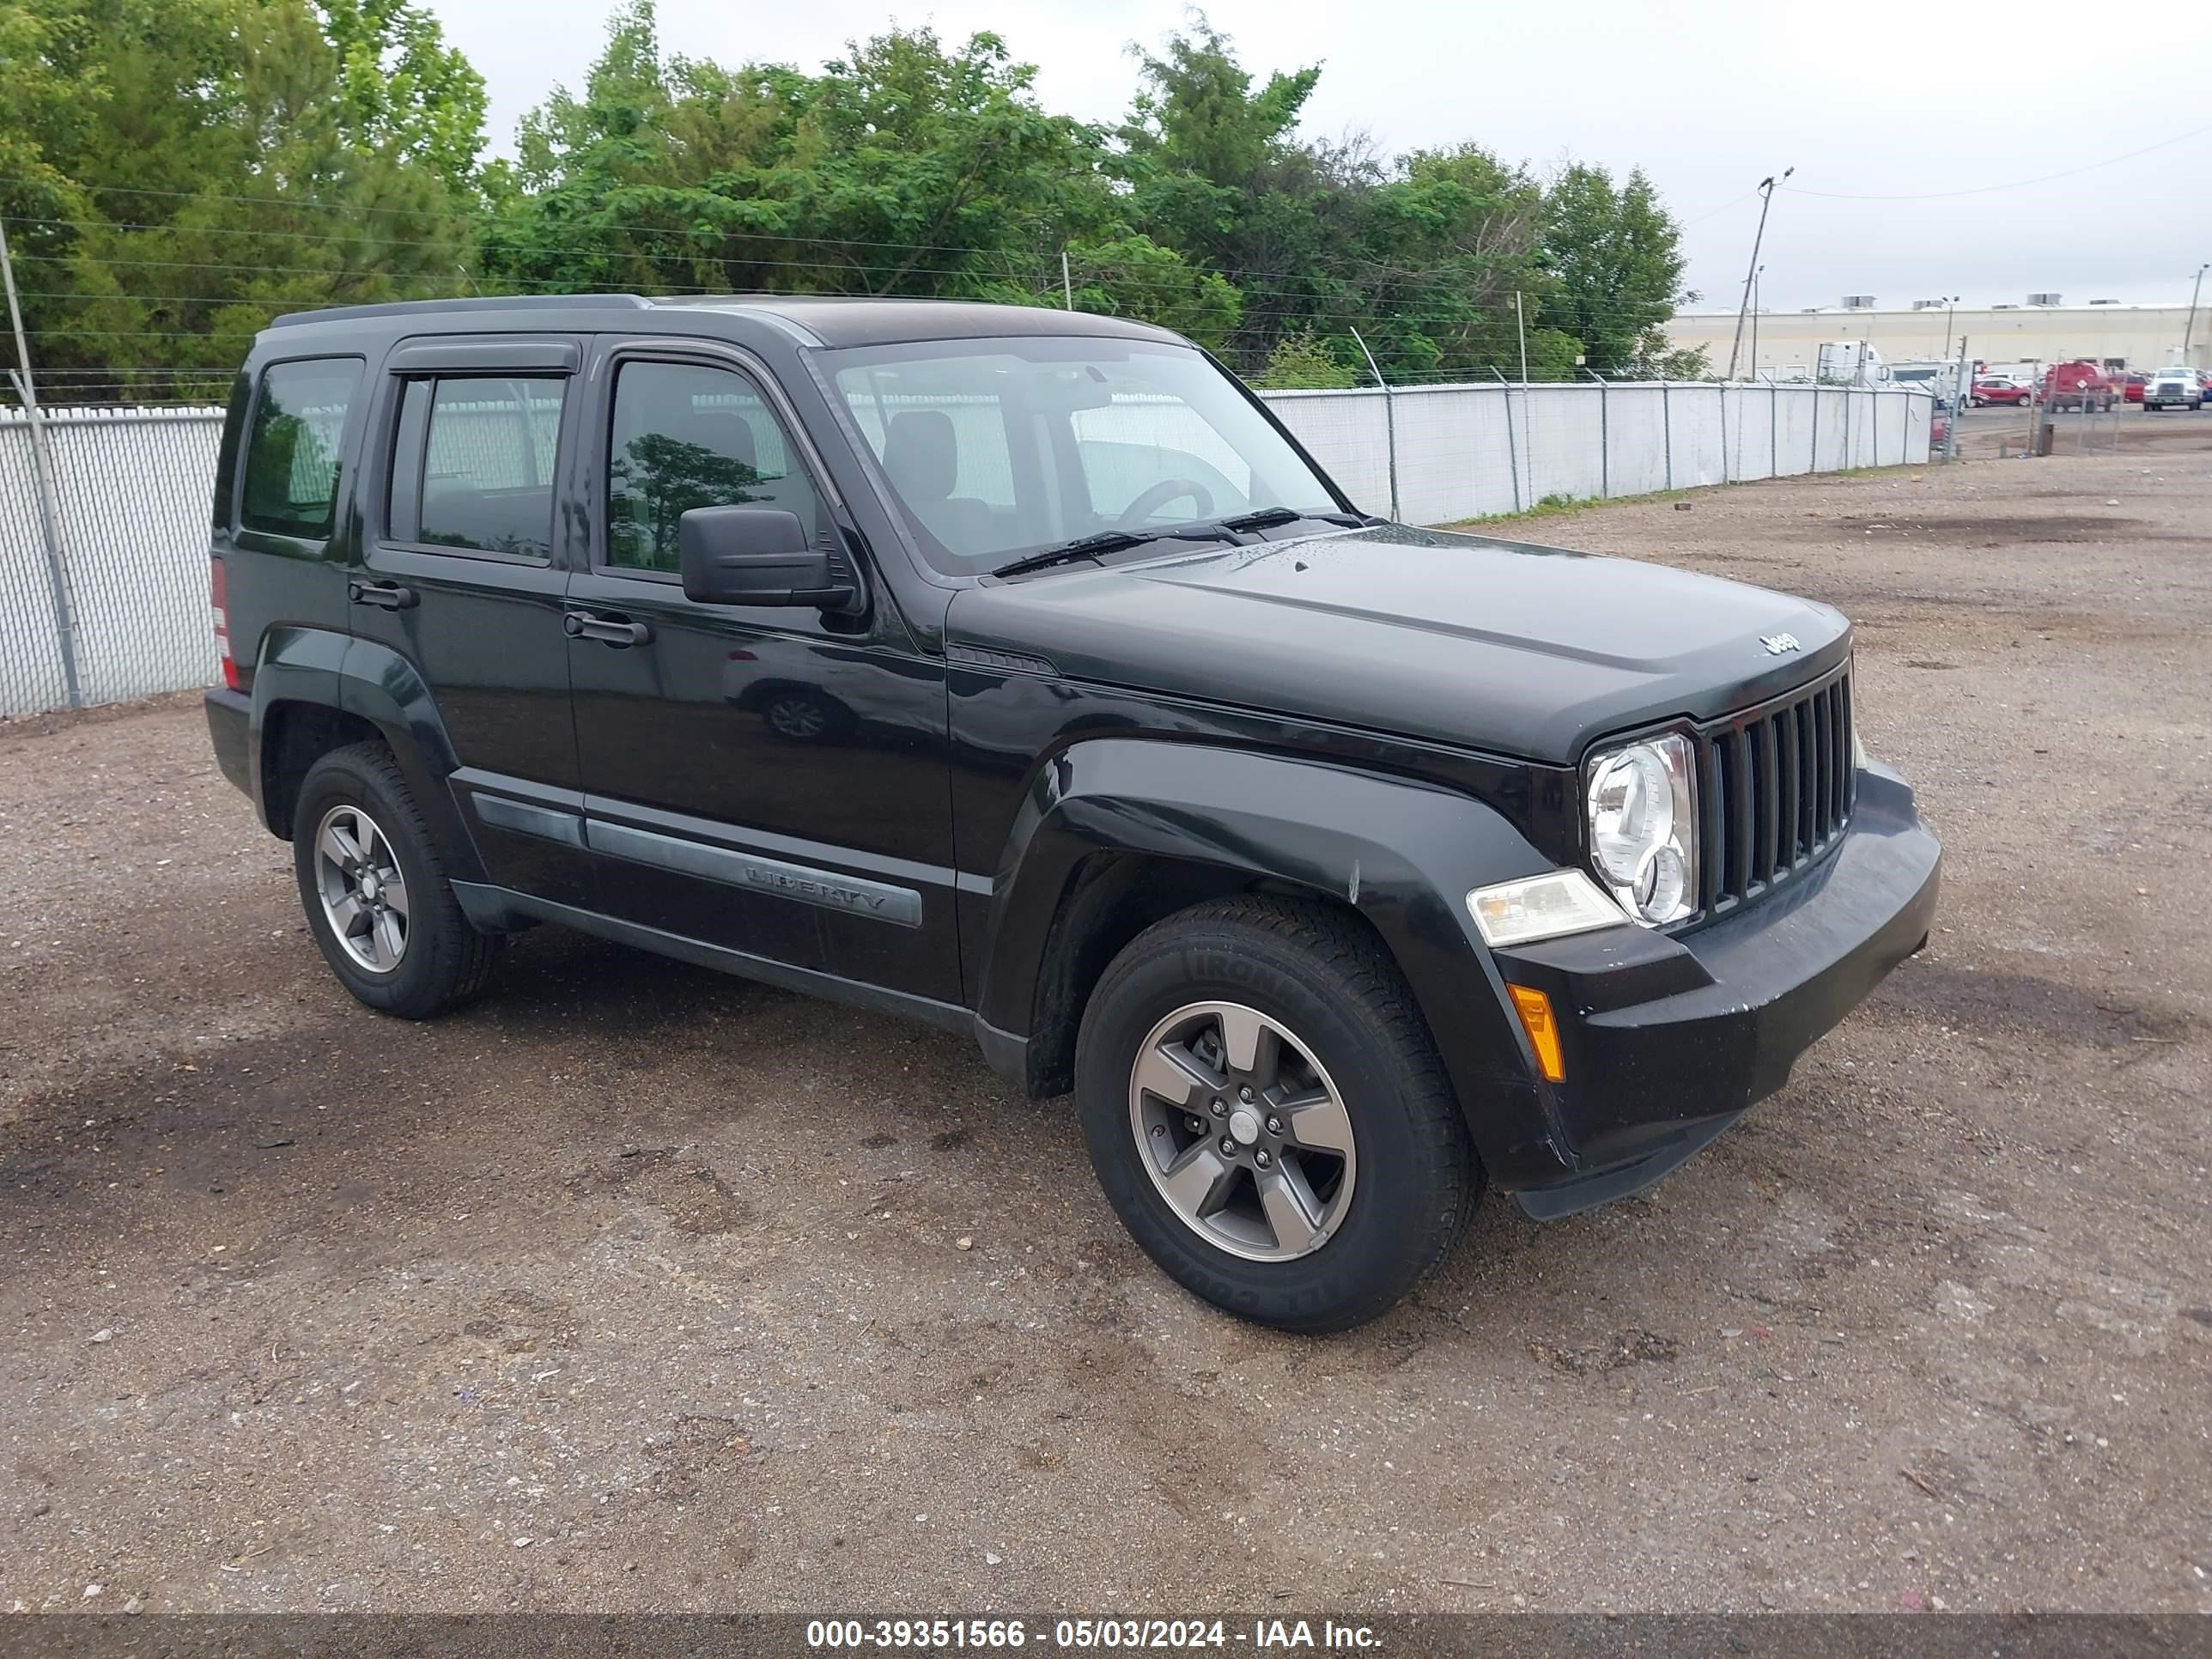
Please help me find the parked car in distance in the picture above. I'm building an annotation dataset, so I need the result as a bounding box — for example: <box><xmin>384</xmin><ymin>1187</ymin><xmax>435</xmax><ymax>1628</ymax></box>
<box><xmin>2043</xmin><ymin>361</ymin><xmax>2115</xmax><ymax>411</ymax></box>
<box><xmin>201</xmin><ymin>294</ymin><xmax>1942</xmax><ymax>1333</ymax></box>
<box><xmin>1970</xmin><ymin>376</ymin><xmax>2033</xmax><ymax>407</ymax></box>
<box><xmin>2121</xmin><ymin>373</ymin><xmax>2147</xmax><ymax>404</ymax></box>
<box><xmin>1929</xmin><ymin>408</ymin><xmax>1951</xmax><ymax>451</ymax></box>
<box><xmin>2142</xmin><ymin>367</ymin><xmax>2205</xmax><ymax>411</ymax></box>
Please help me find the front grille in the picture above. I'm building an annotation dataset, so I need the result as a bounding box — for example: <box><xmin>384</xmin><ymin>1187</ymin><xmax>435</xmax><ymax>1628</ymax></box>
<box><xmin>1696</xmin><ymin>666</ymin><xmax>1855</xmax><ymax>918</ymax></box>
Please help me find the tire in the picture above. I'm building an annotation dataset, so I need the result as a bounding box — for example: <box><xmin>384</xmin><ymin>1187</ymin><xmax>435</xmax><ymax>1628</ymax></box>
<box><xmin>1073</xmin><ymin>896</ymin><xmax>1480</xmax><ymax>1333</ymax></box>
<box><xmin>291</xmin><ymin>741</ymin><xmax>501</xmax><ymax>1018</ymax></box>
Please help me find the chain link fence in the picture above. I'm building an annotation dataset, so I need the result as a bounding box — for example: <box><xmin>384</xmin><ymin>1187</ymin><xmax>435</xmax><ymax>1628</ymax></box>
<box><xmin>1</xmin><ymin>404</ymin><xmax>226</xmax><ymax>718</ymax></box>
<box><xmin>0</xmin><ymin>382</ymin><xmax>1933</xmax><ymax>720</ymax></box>
<box><xmin>2027</xmin><ymin>393</ymin><xmax>2123</xmax><ymax>458</ymax></box>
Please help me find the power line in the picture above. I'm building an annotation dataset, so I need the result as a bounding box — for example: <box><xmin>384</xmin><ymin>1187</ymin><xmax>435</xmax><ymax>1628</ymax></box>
<box><xmin>1780</xmin><ymin>122</ymin><xmax>2212</xmax><ymax>202</ymax></box>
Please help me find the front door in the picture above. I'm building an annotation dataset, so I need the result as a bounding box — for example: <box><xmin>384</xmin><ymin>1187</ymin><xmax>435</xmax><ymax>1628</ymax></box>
<box><xmin>564</xmin><ymin>345</ymin><xmax>961</xmax><ymax>1005</ymax></box>
<box><xmin>349</xmin><ymin>337</ymin><xmax>593</xmax><ymax>906</ymax></box>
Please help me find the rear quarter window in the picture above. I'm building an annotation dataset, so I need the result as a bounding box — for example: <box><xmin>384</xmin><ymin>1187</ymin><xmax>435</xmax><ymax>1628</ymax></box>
<box><xmin>239</xmin><ymin>359</ymin><xmax>362</xmax><ymax>540</ymax></box>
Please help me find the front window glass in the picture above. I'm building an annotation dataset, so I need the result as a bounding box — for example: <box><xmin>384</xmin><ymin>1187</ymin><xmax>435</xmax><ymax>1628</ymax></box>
<box><xmin>824</xmin><ymin>337</ymin><xmax>1340</xmax><ymax>575</ymax></box>
<box><xmin>606</xmin><ymin>362</ymin><xmax>825</xmax><ymax>573</ymax></box>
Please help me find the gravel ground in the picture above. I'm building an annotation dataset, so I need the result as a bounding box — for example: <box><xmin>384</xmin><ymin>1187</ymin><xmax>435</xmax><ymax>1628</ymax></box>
<box><xmin>3</xmin><ymin>437</ymin><xmax>2209</xmax><ymax>1617</ymax></box>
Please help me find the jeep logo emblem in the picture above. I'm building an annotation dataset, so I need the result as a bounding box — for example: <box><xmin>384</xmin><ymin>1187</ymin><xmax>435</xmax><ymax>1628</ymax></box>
<box><xmin>1761</xmin><ymin>633</ymin><xmax>1802</xmax><ymax>655</ymax></box>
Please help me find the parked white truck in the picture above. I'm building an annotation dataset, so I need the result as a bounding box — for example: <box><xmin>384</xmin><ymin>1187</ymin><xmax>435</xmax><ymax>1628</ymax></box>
<box><xmin>1817</xmin><ymin>341</ymin><xmax>1890</xmax><ymax>386</ymax></box>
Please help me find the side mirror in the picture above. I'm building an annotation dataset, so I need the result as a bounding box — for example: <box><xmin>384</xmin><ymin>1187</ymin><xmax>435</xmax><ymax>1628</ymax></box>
<box><xmin>678</xmin><ymin>507</ymin><xmax>859</xmax><ymax>610</ymax></box>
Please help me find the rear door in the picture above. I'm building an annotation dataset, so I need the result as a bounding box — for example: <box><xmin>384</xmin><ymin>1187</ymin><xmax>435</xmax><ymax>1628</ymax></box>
<box><xmin>564</xmin><ymin>339</ymin><xmax>961</xmax><ymax>1005</ymax></box>
<box><xmin>348</xmin><ymin>336</ymin><xmax>593</xmax><ymax>905</ymax></box>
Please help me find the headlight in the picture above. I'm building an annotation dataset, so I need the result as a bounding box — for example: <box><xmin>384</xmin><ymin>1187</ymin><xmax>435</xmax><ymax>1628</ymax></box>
<box><xmin>1585</xmin><ymin>732</ymin><xmax>1698</xmax><ymax>926</ymax></box>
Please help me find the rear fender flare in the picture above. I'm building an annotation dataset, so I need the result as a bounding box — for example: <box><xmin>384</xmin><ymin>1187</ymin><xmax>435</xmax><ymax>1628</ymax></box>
<box><xmin>248</xmin><ymin>628</ymin><xmax>483</xmax><ymax>883</ymax></box>
<box><xmin>975</xmin><ymin>738</ymin><xmax>1573</xmax><ymax>1176</ymax></box>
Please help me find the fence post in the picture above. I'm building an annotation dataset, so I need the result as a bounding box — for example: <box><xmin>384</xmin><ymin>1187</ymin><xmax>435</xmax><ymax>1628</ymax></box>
<box><xmin>1347</xmin><ymin>325</ymin><xmax>1398</xmax><ymax>521</ymax></box>
<box><xmin>1765</xmin><ymin>375</ymin><xmax>1778</xmax><ymax>477</ymax></box>
<box><xmin>1492</xmin><ymin>369</ymin><xmax>1522</xmax><ymax>512</ymax></box>
<box><xmin>1809</xmin><ymin>384</ymin><xmax>1820</xmax><ymax>474</ymax></box>
<box><xmin>0</xmin><ymin>216</ymin><xmax>82</xmax><ymax>710</ymax></box>
<box><xmin>1660</xmin><ymin>379</ymin><xmax>1673</xmax><ymax>490</ymax></box>
<box><xmin>1593</xmin><ymin>371</ymin><xmax>1609</xmax><ymax>499</ymax></box>
<box><xmin>1720</xmin><ymin>382</ymin><xmax>1731</xmax><ymax>486</ymax></box>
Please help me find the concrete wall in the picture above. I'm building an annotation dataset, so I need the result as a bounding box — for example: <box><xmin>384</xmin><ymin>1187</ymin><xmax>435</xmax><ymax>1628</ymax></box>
<box><xmin>1262</xmin><ymin>380</ymin><xmax>1929</xmax><ymax>523</ymax></box>
<box><xmin>1668</xmin><ymin>303</ymin><xmax>2209</xmax><ymax>378</ymax></box>
<box><xmin>2</xmin><ymin>382</ymin><xmax>1932</xmax><ymax>717</ymax></box>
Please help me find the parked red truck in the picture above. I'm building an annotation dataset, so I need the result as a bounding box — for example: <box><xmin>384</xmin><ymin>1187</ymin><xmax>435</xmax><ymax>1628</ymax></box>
<box><xmin>2042</xmin><ymin>361</ymin><xmax>2115</xmax><ymax>412</ymax></box>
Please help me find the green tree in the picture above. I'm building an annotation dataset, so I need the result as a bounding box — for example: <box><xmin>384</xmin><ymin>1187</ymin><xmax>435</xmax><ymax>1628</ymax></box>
<box><xmin>1347</xmin><ymin>143</ymin><xmax>1552</xmax><ymax>380</ymax></box>
<box><xmin>1254</xmin><ymin>328</ymin><xmax>1356</xmax><ymax>390</ymax></box>
<box><xmin>1539</xmin><ymin>164</ymin><xmax>1691</xmax><ymax>377</ymax></box>
<box><xmin>484</xmin><ymin>5</ymin><xmax>1109</xmax><ymax>304</ymax></box>
<box><xmin>1115</xmin><ymin>16</ymin><xmax>1343</xmax><ymax>365</ymax></box>
<box><xmin>1066</xmin><ymin>234</ymin><xmax>1242</xmax><ymax>352</ymax></box>
<box><xmin>3</xmin><ymin>0</ymin><xmax>487</xmax><ymax>400</ymax></box>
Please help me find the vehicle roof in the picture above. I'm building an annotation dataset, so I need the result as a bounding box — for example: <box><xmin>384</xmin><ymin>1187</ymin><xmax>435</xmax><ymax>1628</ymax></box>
<box><xmin>262</xmin><ymin>293</ymin><xmax>1188</xmax><ymax>349</ymax></box>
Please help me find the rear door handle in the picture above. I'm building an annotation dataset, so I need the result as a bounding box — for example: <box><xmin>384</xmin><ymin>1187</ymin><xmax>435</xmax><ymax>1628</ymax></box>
<box><xmin>564</xmin><ymin>611</ymin><xmax>653</xmax><ymax>647</ymax></box>
<box><xmin>349</xmin><ymin>580</ymin><xmax>418</xmax><ymax>611</ymax></box>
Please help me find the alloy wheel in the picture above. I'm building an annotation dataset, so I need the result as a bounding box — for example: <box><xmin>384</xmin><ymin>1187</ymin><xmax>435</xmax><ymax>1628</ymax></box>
<box><xmin>1127</xmin><ymin>1000</ymin><xmax>1358</xmax><ymax>1262</ymax></box>
<box><xmin>312</xmin><ymin>803</ymin><xmax>410</xmax><ymax>974</ymax></box>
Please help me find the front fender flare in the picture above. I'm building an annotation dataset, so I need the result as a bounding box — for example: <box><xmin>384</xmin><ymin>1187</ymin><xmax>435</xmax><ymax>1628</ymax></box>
<box><xmin>974</xmin><ymin>738</ymin><xmax>1578</xmax><ymax>1185</ymax></box>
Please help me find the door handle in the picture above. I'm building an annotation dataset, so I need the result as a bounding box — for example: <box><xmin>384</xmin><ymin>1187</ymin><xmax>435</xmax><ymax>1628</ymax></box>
<box><xmin>564</xmin><ymin>611</ymin><xmax>653</xmax><ymax>647</ymax></box>
<box><xmin>349</xmin><ymin>580</ymin><xmax>418</xmax><ymax>611</ymax></box>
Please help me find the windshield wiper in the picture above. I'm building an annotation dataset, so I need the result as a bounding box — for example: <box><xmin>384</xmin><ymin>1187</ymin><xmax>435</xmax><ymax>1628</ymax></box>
<box><xmin>1214</xmin><ymin>507</ymin><xmax>1376</xmax><ymax>533</ymax></box>
<box><xmin>989</xmin><ymin>523</ymin><xmax>1241</xmax><ymax>580</ymax></box>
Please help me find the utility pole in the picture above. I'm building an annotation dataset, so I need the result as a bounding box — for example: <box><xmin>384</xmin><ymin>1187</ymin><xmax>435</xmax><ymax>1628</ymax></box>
<box><xmin>0</xmin><ymin>213</ymin><xmax>82</xmax><ymax>709</ymax></box>
<box><xmin>1941</xmin><ymin>295</ymin><xmax>1960</xmax><ymax>365</ymax></box>
<box><xmin>1060</xmin><ymin>250</ymin><xmax>1073</xmax><ymax>311</ymax></box>
<box><xmin>2185</xmin><ymin>262</ymin><xmax>2209</xmax><ymax>363</ymax></box>
<box><xmin>1725</xmin><ymin>167</ymin><xmax>1793</xmax><ymax>382</ymax></box>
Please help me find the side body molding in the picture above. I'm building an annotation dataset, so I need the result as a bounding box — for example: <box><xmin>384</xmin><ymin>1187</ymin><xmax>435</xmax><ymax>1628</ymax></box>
<box><xmin>972</xmin><ymin>738</ymin><xmax>1578</xmax><ymax>1185</ymax></box>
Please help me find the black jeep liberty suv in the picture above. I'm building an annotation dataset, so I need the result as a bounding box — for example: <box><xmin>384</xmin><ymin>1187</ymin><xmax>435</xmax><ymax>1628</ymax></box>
<box><xmin>204</xmin><ymin>295</ymin><xmax>1940</xmax><ymax>1330</ymax></box>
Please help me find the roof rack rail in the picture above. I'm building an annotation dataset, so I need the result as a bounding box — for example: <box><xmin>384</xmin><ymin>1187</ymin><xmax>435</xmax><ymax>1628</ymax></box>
<box><xmin>268</xmin><ymin>295</ymin><xmax>653</xmax><ymax>328</ymax></box>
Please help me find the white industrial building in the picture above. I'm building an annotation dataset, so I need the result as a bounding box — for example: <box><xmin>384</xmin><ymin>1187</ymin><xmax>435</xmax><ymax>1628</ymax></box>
<box><xmin>1664</xmin><ymin>295</ymin><xmax>2209</xmax><ymax>380</ymax></box>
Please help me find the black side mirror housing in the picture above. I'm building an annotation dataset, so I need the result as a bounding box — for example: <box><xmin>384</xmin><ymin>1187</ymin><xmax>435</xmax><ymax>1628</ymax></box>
<box><xmin>678</xmin><ymin>507</ymin><xmax>860</xmax><ymax>610</ymax></box>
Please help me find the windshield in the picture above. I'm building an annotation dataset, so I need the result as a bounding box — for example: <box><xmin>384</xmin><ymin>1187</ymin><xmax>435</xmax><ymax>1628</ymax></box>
<box><xmin>822</xmin><ymin>336</ymin><xmax>1344</xmax><ymax>576</ymax></box>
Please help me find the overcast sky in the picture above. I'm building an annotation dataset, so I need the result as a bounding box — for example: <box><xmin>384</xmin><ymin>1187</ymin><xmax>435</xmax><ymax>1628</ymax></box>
<box><xmin>427</xmin><ymin>0</ymin><xmax>2212</xmax><ymax>313</ymax></box>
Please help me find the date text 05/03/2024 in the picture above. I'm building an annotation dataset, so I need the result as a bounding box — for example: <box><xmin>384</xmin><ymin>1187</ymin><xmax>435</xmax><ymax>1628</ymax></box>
<box><xmin>804</xmin><ymin>1619</ymin><xmax>1382</xmax><ymax>1650</ymax></box>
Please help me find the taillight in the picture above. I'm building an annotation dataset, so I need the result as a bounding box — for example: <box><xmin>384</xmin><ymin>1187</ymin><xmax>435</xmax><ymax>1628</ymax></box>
<box><xmin>211</xmin><ymin>558</ymin><xmax>239</xmax><ymax>690</ymax></box>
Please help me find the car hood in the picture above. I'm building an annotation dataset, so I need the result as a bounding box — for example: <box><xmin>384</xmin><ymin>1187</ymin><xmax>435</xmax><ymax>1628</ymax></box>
<box><xmin>945</xmin><ymin>522</ymin><xmax>1850</xmax><ymax>765</ymax></box>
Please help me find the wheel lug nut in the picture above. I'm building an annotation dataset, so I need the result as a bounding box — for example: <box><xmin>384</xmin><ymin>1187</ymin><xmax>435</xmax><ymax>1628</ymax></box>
<box><xmin>1185</xmin><ymin>1115</ymin><xmax>1204</xmax><ymax>1134</ymax></box>
<box><xmin>1209</xmin><ymin>1097</ymin><xmax>1226</xmax><ymax>1117</ymax></box>
<box><xmin>1255</xmin><ymin>1149</ymin><xmax>1273</xmax><ymax>1170</ymax></box>
<box><xmin>1218</xmin><ymin>1136</ymin><xmax>1237</xmax><ymax>1158</ymax></box>
<box><xmin>1238</xmin><ymin>1085</ymin><xmax>1256</xmax><ymax>1104</ymax></box>
<box><xmin>1266</xmin><ymin>1115</ymin><xmax>1283</xmax><ymax>1135</ymax></box>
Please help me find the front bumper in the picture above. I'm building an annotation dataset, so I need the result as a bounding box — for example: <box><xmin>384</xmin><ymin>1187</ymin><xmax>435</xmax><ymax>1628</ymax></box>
<box><xmin>1495</xmin><ymin>762</ymin><xmax>1940</xmax><ymax>1218</ymax></box>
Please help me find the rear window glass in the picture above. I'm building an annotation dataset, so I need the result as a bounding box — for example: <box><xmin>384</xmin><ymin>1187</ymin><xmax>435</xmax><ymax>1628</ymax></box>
<box><xmin>388</xmin><ymin>376</ymin><xmax>566</xmax><ymax>558</ymax></box>
<box><xmin>239</xmin><ymin>359</ymin><xmax>361</xmax><ymax>539</ymax></box>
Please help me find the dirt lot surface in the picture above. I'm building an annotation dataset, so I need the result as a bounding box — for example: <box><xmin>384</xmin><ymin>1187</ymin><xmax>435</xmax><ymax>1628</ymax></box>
<box><xmin>3</xmin><ymin>437</ymin><xmax>2209</xmax><ymax>1618</ymax></box>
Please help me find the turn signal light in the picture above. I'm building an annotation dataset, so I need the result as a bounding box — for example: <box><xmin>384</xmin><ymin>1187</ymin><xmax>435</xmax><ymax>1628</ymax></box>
<box><xmin>1507</xmin><ymin>985</ymin><xmax>1565</xmax><ymax>1083</ymax></box>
